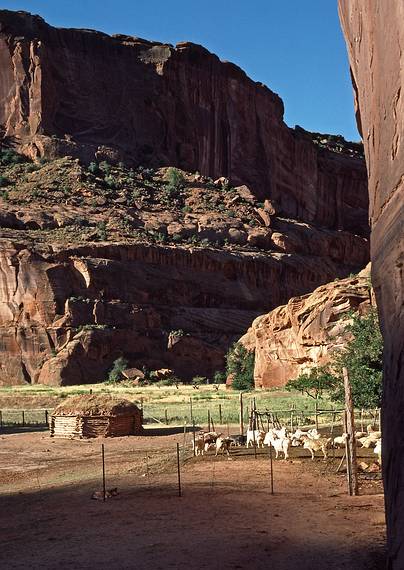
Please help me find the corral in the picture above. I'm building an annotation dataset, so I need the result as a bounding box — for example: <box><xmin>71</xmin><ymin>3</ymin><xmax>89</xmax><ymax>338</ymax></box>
<box><xmin>0</xmin><ymin>426</ymin><xmax>385</xmax><ymax>569</ymax></box>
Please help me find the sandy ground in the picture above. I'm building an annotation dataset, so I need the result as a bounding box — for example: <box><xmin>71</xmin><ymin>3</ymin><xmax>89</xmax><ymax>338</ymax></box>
<box><xmin>0</xmin><ymin>430</ymin><xmax>386</xmax><ymax>569</ymax></box>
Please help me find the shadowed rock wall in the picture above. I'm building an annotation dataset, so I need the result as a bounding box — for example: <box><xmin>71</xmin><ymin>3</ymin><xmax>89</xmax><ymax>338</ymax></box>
<box><xmin>0</xmin><ymin>9</ymin><xmax>368</xmax><ymax>234</ymax></box>
<box><xmin>339</xmin><ymin>2</ymin><xmax>404</xmax><ymax>567</ymax></box>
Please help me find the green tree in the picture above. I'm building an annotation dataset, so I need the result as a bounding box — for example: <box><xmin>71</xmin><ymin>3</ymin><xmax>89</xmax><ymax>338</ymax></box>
<box><xmin>330</xmin><ymin>309</ymin><xmax>383</xmax><ymax>408</ymax></box>
<box><xmin>286</xmin><ymin>366</ymin><xmax>337</xmax><ymax>400</ymax></box>
<box><xmin>165</xmin><ymin>167</ymin><xmax>185</xmax><ymax>194</ymax></box>
<box><xmin>226</xmin><ymin>342</ymin><xmax>255</xmax><ymax>390</ymax></box>
<box><xmin>107</xmin><ymin>357</ymin><xmax>129</xmax><ymax>383</ymax></box>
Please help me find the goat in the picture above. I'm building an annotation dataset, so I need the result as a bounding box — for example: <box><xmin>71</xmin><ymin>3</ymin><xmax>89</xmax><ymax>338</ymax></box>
<box><xmin>246</xmin><ymin>429</ymin><xmax>266</xmax><ymax>448</ymax></box>
<box><xmin>264</xmin><ymin>431</ymin><xmax>290</xmax><ymax>459</ymax></box>
<box><xmin>333</xmin><ymin>433</ymin><xmax>348</xmax><ymax>448</ymax></box>
<box><xmin>374</xmin><ymin>439</ymin><xmax>382</xmax><ymax>463</ymax></box>
<box><xmin>301</xmin><ymin>435</ymin><xmax>332</xmax><ymax>460</ymax></box>
<box><xmin>193</xmin><ymin>437</ymin><xmax>205</xmax><ymax>456</ymax></box>
<box><xmin>215</xmin><ymin>435</ymin><xmax>233</xmax><ymax>458</ymax></box>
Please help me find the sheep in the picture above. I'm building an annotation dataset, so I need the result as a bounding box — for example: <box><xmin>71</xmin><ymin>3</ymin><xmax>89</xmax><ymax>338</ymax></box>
<box><xmin>246</xmin><ymin>429</ymin><xmax>266</xmax><ymax>448</ymax></box>
<box><xmin>301</xmin><ymin>435</ymin><xmax>332</xmax><ymax>460</ymax></box>
<box><xmin>203</xmin><ymin>431</ymin><xmax>219</xmax><ymax>444</ymax></box>
<box><xmin>355</xmin><ymin>431</ymin><xmax>367</xmax><ymax>439</ymax></box>
<box><xmin>333</xmin><ymin>433</ymin><xmax>348</xmax><ymax>448</ymax></box>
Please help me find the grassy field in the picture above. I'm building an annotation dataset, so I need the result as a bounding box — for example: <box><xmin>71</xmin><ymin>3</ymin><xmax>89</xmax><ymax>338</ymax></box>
<box><xmin>0</xmin><ymin>382</ymin><xmax>366</xmax><ymax>428</ymax></box>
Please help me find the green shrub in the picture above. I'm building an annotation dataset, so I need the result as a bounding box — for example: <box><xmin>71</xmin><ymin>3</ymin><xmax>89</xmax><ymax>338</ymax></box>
<box><xmin>0</xmin><ymin>149</ymin><xmax>24</xmax><ymax>165</ymax></box>
<box><xmin>107</xmin><ymin>356</ymin><xmax>129</xmax><ymax>383</ymax></box>
<box><xmin>96</xmin><ymin>221</ymin><xmax>107</xmax><ymax>240</ymax></box>
<box><xmin>0</xmin><ymin>190</ymin><xmax>9</xmax><ymax>201</ymax></box>
<box><xmin>88</xmin><ymin>162</ymin><xmax>100</xmax><ymax>175</ymax></box>
<box><xmin>330</xmin><ymin>309</ymin><xmax>383</xmax><ymax>408</ymax></box>
<box><xmin>213</xmin><ymin>370</ymin><xmax>227</xmax><ymax>384</ymax></box>
<box><xmin>166</xmin><ymin>167</ymin><xmax>185</xmax><ymax>194</ymax></box>
<box><xmin>99</xmin><ymin>161</ymin><xmax>111</xmax><ymax>174</ymax></box>
<box><xmin>104</xmin><ymin>174</ymin><xmax>118</xmax><ymax>189</ymax></box>
<box><xmin>226</xmin><ymin>342</ymin><xmax>254</xmax><ymax>390</ymax></box>
<box><xmin>286</xmin><ymin>366</ymin><xmax>337</xmax><ymax>400</ymax></box>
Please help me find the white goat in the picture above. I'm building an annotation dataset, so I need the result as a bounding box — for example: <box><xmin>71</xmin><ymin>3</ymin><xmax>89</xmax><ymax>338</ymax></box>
<box><xmin>333</xmin><ymin>433</ymin><xmax>348</xmax><ymax>448</ymax></box>
<box><xmin>246</xmin><ymin>429</ymin><xmax>266</xmax><ymax>448</ymax></box>
<box><xmin>264</xmin><ymin>429</ymin><xmax>290</xmax><ymax>460</ymax></box>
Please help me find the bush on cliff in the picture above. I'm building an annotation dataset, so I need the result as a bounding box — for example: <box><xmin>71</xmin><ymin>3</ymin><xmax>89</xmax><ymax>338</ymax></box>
<box><xmin>165</xmin><ymin>167</ymin><xmax>185</xmax><ymax>194</ymax></box>
<box><xmin>226</xmin><ymin>342</ymin><xmax>254</xmax><ymax>390</ymax></box>
<box><xmin>107</xmin><ymin>356</ymin><xmax>129</xmax><ymax>383</ymax></box>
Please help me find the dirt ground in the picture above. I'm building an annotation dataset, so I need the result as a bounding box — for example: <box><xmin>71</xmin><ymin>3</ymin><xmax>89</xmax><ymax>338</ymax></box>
<box><xmin>0</xmin><ymin>429</ymin><xmax>386</xmax><ymax>569</ymax></box>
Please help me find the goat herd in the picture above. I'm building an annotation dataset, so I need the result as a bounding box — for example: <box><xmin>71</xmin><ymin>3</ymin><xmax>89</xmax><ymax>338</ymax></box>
<box><xmin>192</xmin><ymin>424</ymin><xmax>382</xmax><ymax>462</ymax></box>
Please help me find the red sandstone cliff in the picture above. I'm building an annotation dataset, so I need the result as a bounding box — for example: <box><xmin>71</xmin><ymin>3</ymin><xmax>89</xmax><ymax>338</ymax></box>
<box><xmin>240</xmin><ymin>266</ymin><xmax>372</xmax><ymax>388</ymax></box>
<box><xmin>0</xmin><ymin>10</ymin><xmax>368</xmax><ymax>234</ymax></box>
<box><xmin>338</xmin><ymin>2</ymin><xmax>404</xmax><ymax>567</ymax></box>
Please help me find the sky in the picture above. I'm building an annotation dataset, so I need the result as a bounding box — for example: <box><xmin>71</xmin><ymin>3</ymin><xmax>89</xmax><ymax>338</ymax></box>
<box><xmin>1</xmin><ymin>0</ymin><xmax>360</xmax><ymax>141</ymax></box>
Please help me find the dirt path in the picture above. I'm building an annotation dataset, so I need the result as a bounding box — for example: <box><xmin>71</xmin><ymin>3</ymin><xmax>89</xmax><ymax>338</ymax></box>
<box><xmin>0</xmin><ymin>432</ymin><xmax>386</xmax><ymax>569</ymax></box>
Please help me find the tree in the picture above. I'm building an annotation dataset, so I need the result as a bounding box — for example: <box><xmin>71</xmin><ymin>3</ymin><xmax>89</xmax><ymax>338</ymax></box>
<box><xmin>285</xmin><ymin>366</ymin><xmax>337</xmax><ymax>400</ymax></box>
<box><xmin>107</xmin><ymin>357</ymin><xmax>129</xmax><ymax>383</ymax></box>
<box><xmin>226</xmin><ymin>342</ymin><xmax>255</xmax><ymax>390</ymax></box>
<box><xmin>165</xmin><ymin>167</ymin><xmax>185</xmax><ymax>194</ymax></box>
<box><xmin>330</xmin><ymin>309</ymin><xmax>383</xmax><ymax>408</ymax></box>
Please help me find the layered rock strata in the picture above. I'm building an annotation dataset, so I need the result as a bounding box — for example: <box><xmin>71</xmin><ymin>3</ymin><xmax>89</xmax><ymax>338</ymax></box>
<box><xmin>240</xmin><ymin>267</ymin><xmax>372</xmax><ymax>388</ymax></box>
<box><xmin>338</xmin><ymin>2</ymin><xmax>404</xmax><ymax>567</ymax></box>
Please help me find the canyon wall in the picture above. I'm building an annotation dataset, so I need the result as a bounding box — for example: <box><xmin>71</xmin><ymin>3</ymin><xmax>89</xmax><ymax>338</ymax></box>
<box><xmin>0</xmin><ymin>238</ymin><xmax>364</xmax><ymax>386</ymax></box>
<box><xmin>241</xmin><ymin>267</ymin><xmax>372</xmax><ymax>388</ymax></box>
<box><xmin>0</xmin><ymin>10</ymin><xmax>368</xmax><ymax>234</ymax></box>
<box><xmin>339</xmin><ymin>2</ymin><xmax>404</xmax><ymax>567</ymax></box>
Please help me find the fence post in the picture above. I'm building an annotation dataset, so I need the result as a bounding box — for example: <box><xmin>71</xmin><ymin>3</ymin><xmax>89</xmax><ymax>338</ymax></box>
<box><xmin>176</xmin><ymin>443</ymin><xmax>182</xmax><ymax>497</ymax></box>
<box><xmin>22</xmin><ymin>410</ymin><xmax>25</xmax><ymax>427</ymax></box>
<box><xmin>314</xmin><ymin>400</ymin><xmax>318</xmax><ymax>430</ymax></box>
<box><xmin>343</xmin><ymin>367</ymin><xmax>358</xmax><ymax>496</ymax></box>
<box><xmin>192</xmin><ymin>420</ymin><xmax>196</xmax><ymax>456</ymax></box>
<box><xmin>219</xmin><ymin>404</ymin><xmax>222</xmax><ymax>425</ymax></box>
<box><xmin>101</xmin><ymin>444</ymin><xmax>106</xmax><ymax>502</ymax></box>
<box><xmin>189</xmin><ymin>397</ymin><xmax>193</xmax><ymax>425</ymax></box>
<box><xmin>165</xmin><ymin>408</ymin><xmax>168</xmax><ymax>425</ymax></box>
<box><xmin>0</xmin><ymin>410</ymin><xmax>3</xmax><ymax>428</ymax></box>
<box><xmin>207</xmin><ymin>409</ymin><xmax>211</xmax><ymax>432</ymax></box>
<box><xmin>45</xmin><ymin>409</ymin><xmax>49</xmax><ymax>426</ymax></box>
<box><xmin>239</xmin><ymin>393</ymin><xmax>244</xmax><ymax>436</ymax></box>
<box><xmin>269</xmin><ymin>442</ymin><xmax>274</xmax><ymax>495</ymax></box>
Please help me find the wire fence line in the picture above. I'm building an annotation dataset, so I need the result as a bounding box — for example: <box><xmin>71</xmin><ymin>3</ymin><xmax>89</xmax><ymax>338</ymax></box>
<box><xmin>0</xmin><ymin>403</ymin><xmax>381</xmax><ymax>434</ymax></box>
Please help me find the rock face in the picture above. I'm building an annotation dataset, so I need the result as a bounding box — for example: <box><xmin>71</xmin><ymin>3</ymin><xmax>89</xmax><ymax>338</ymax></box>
<box><xmin>0</xmin><ymin>10</ymin><xmax>369</xmax><ymax>234</ymax></box>
<box><xmin>240</xmin><ymin>267</ymin><xmax>372</xmax><ymax>388</ymax></box>
<box><xmin>338</xmin><ymin>2</ymin><xmax>404</xmax><ymax>567</ymax></box>
<box><xmin>0</xmin><ymin>237</ymin><xmax>367</xmax><ymax>386</ymax></box>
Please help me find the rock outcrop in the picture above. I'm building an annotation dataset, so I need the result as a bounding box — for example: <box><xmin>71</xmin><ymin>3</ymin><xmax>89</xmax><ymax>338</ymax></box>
<box><xmin>338</xmin><ymin>2</ymin><xmax>404</xmax><ymax>567</ymax></box>
<box><xmin>240</xmin><ymin>267</ymin><xmax>372</xmax><ymax>388</ymax></box>
<box><xmin>0</xmin><ymin>11</ymin><xmax>371</xmax><ymax>386</ymax></box>
<box><xmin>0</xmin><ymin>10</ymin><xmax>369</xmax><ymax>234</ymax></box>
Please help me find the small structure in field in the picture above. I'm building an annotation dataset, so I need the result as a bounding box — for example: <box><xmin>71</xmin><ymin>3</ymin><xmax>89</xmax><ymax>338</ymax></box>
<box><xmin>50</xmin><ymin>394</ymin><xmax>143</xmax><ymax>439</ymax></box>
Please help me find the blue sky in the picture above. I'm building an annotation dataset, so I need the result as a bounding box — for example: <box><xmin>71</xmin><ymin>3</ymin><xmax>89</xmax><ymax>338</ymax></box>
<box><xmin>1</xmin><ymin>1</ymin><xmax>359</xmax><ymax>141</ymax></box>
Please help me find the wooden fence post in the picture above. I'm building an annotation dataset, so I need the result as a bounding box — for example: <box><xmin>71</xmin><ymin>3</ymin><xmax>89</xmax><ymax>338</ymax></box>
<box><xmin>176</xmin><ymin>443</ymin><xmax>182</xmax><ymax>497</ymax></box>
<box><xmin>45</xmin><ymin>409</ymin><xmax>49</xmax><ymax>426</ymax></box>
<box><xmin>192</xmin><ymin>420</ymin><xmax>196</xmax><ymax>456</ymax></box>
<box><xmin>189</xmin><ymin>397</ymin><xmax>193</xmax><ymax>425</ymax></box>
<box><xmin>269</xmin><ymin>442</ymin><xmax>274</xmax><ymax>495</ymax></box>
<box><xmin>343</xmin><ymin>367</ymin><xmax>358</xmax><ymax>496</ymax></box>
<box><xmin>219</xmin><ymin>404</ymin><xmax>222</xmax><ymax>425</ymax></box>
<box><xmin>165</xmin><ymin>408</ymin><xmax>168</xmax><ymax>425</ymax></box>
<box><xmin>207</xmin><ymin>409</ymin><xmax>211</xmax><ymax>432</ymax></box>
<box><xmin>22</xmin><ymin>410</ymin><xmax>25</xmax><ymax>427</ymax></box>
<box><xmin>101</xmin><ymin>444</ymin><xmax>106</xmax><ymax>502</ymax></box>
<box><xmin>314</xmin><ymin>400</ymin><xmax>319</xmax><ymax>430</ymax></box>
<box><xmin>239</xmin><ymin>393</ymin><xmax>244</xmax><ymax>436</ymax></box>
